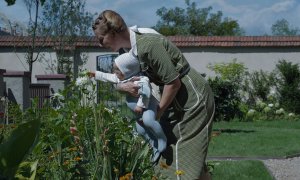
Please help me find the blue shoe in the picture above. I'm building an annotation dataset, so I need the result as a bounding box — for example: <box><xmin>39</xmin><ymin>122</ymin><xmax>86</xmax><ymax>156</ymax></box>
<box><xmin>151</xmin><ymin>149</ymin><xmax>161</xmax><ymax>164</ymax></box>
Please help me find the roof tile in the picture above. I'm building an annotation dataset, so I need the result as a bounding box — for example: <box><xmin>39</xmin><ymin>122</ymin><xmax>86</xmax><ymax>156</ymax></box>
<box><xmin>1</xmin><ymin>35</ymin><xmax>300</xmax><ymax>48</ymax></box>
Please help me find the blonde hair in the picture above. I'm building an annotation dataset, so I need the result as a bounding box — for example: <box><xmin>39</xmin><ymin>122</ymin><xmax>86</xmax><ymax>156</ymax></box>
<box><xmin>93</xmin><ymin>10</ymin><xmax>127</xmax><ymax>35</ymax></box>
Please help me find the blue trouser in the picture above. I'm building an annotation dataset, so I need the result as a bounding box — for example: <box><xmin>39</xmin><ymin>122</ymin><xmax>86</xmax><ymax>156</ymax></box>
<box><xmin>126</xmin><ymin>95</ymin><xmax>166</xmax><ymax>152</ymax></box>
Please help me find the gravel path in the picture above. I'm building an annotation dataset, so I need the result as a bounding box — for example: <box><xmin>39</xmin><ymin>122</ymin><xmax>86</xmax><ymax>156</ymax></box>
<box><xmin>263</xmin><ymin>157</ymin><xmax>300</xmax><ymax>180</ymax></box>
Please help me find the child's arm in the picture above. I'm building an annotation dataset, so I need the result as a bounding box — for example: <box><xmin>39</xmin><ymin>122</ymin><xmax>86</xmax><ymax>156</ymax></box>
<box><xmin>90</xmin><ymin>71</ymin><xmax>120</xmax><ymax>83</ymax></box>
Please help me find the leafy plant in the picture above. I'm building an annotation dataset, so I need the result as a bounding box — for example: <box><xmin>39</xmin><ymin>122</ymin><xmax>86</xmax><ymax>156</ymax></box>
<box><xmin>208</xmin><ymin>77</ymin><xmax>242</xmax><ymax>121</ymax></box>
<box><xmin>275</xmin><ymin>60</ymin><xmax>300</xmax><ymax>114</ymax></box>
<box><xmin>207</xmin><ymin>60</ymin><xmax>247</xmax><ymax>121</ymax></box>
<box><xmin>23</xmin><ymin>73</ymin><xmax>155</xmax><ymax>179</ymax></box>
<box><xmin>244</xmin><ymin>70</ymin><xmax>276</xmax><ymax>104</ymax></box>
<box><xmin>0</xmin><ymin>119</ymin><xmax>40</xmax><ymax>179</ymax></box>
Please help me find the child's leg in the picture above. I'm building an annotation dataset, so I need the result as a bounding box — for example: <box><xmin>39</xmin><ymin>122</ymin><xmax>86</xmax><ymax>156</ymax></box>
<box><xmin>136</xmin><ymin>120</ymin><xmax>161</xmax><ymax>163</ymax></box>
<box><xmin>142</xmin><ymin>95</ymin><xmax>167</xmax><ymax>153</ymax></box>
<box><xmin>135</xmin><ymin>120</ymin><xmax>156</xmax><ymax>147</ymax></box>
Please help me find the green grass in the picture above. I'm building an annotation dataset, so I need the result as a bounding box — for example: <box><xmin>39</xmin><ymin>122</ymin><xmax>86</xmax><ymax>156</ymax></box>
<box><xmin>206</xmin><ymin>120</ymin><xmax>300</xmax><ymax>179</ymax></box>
<box><xmin>208</xmin><ymin>120</ymin><xmax>300</xmax><ymax>157</ymax></box>
<box><xmin>210</xmin><ymin>160</ymin><xmax>273</xmax><ymax>180</ymax></box>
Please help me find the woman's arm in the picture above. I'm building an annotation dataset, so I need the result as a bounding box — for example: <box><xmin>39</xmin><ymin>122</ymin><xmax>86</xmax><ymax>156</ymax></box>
<box><xmin>156</xmin><ymin>77</ymin><xmax>181</xmax><ymax>120</ymax></box>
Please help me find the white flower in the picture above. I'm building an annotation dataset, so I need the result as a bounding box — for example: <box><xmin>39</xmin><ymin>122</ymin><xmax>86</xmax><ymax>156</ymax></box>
<box><xmin>288</xmin><ymin>113</ymin><xmax>295</xmax><ymax>117</ymax></box>
<box><xmin>268</xmin><ymin>103</ymin><xmax>274</xmax><ymax>108</ymax></box>
<box><xmin>79</xmin><ymin>70</ymin><xmax>89</xmax><ymax>77</ymax></box>
<box><xmin>76</xmin><ymin>76</ymin><xmax>90</xmax><ymax>86</ymax></box>
<box><xmin>256</xmin><ymin>100</ymin><xmax>266</xmax><ymax>109</ymax></box>
<box><xmin>52</xmin><ymin>93</ymin><xmax>63</xmax><ymax>99</ymax></box>
<box><xmin>104</xmin><ymin>107</ymin><xmax>113</xmax><ymax>113</ymax></box>
<box><xmin>275</xmin><ymin>108</ymin><xmax>284</xmax><ymax>115</ymax></box>
<box><xmin>247</xmin><ymin>109</ymin><xmax>256</xmax><ymax>116</ymax></box>
<box><xmin>269</xmin><ymin>89</ymin><xmax>276</xmax><ymax>95</ymax></box>
<box><xmin>263</xmin><ymin>107</ymin><xmax>271</xmax><ymax>113</ymax></box>
<box><xmin>0</xmin><ymin>96</ymin><xmax>5</xmax><ymax>102</ymax></box>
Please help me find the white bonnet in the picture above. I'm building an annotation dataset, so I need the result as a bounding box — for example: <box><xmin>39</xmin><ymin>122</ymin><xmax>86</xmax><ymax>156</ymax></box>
<box><xmin>114</xmin><ymin>53</ymin><xmax>140</xmax><ymax>79</ymax></box>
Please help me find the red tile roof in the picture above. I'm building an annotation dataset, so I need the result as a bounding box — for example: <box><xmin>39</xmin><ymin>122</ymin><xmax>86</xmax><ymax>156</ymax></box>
<box><xmin>1</xmin><ymin>36</ymin><xmax>300</xmax><ymax>48</ymax></box>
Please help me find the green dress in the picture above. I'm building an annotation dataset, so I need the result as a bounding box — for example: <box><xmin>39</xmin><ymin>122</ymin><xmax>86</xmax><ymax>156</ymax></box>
<box><xmin>135</xmin><ymin>33</ymin><xmax>215</xmax><ymax>180</ymax></box>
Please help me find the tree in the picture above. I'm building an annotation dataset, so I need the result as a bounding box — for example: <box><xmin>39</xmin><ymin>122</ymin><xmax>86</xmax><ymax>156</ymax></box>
<box><xmin>154</xmin><ymin>0</ymin><xmax>244</xmax><ymax>36</ymax></box>
<box><xmin>5</xmin><ymin>0</ymin><xmax>45</xmax><ymax>6</ymax></box>
<box><xmin>24</xmin><ymin>0</ymin><xmax>45</xmax><ymax>82</ymax></box>
<box><xmin>38</xmin><ymin>0</ymin><xmax>94</xmax><ymax>76</ymax></box>
<box><xmin>271</xmin><ymin>18</ymin><xmax>299</xmax><ymax>36</ymax></box>
<box><xmin>5</xmin><ymin>0</ymin><xmax>16</xmax><ymax>6</ymax></box>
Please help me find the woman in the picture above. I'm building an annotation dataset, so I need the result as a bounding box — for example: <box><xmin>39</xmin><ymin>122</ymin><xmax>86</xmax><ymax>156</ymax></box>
<box><xmin>92</xmin><ymin>10</ymin><xmax>215</xmax><ymax>180</ymax></box>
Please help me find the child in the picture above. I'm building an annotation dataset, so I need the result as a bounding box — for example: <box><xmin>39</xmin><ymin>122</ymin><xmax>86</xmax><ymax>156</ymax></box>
<box><xmin>89</xmin><ymin>52</ymin><xmax>167</xmax><ymax>163</ymax></box>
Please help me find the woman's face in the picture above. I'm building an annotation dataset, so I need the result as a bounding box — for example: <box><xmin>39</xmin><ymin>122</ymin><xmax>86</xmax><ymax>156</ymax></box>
<box><xmin>92</xmin><ymin>17</ymin><xmax>121</xmax><ymax>52</ymax></box>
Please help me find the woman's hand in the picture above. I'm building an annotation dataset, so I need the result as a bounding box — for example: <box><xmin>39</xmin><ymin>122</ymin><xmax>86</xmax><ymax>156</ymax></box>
<box><xmin>116</xmin><ymin>77</ymin><xmax>141</xmax><ymax>97</ymax></box>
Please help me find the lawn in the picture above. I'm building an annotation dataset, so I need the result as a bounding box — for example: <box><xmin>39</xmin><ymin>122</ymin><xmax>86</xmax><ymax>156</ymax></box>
<box><xmin>207</xmin><ymin>120</ymin><xmax>300</xmax><ymax>179</ymax></box>
<box><xmin>210</xmin><ymin>160</ymin><xmax>273</xmax><ymax>180</ymax></box>
<box><xmin>208</xmin><ymin>120</ymin><xmax>300</xmax><ymax>157</ymax></box>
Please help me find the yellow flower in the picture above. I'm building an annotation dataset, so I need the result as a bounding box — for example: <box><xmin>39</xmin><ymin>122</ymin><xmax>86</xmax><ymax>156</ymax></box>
<box><xmin>74</xmin><ymin>157</ymin><xmax>82</xmax><ymax>161</ymax></box>
<box><xmin>119</xmin><ymin>173</ymin><xmax>133</xmax><ymax>180</ymax></box>
<box><xmin>68</xmin><ymin>147</ymin><xmax>77</xmax><ymax>152</ymax></box>
<box><xmin>175</xmin><ymin>170</ymin><xmax>185</xmax><ymax>175</ymax></box>
<box><xmin>125</xmin><ymin>173</ymin><xmax>133</xmax><ymax>179</ymax></box>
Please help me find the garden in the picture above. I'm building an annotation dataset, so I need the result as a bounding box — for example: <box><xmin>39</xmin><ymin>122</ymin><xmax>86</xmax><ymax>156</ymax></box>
<box><xmin>0</xmin><ymin>59</ymin><xmax>299</xmax><ymax>179</ymax></box>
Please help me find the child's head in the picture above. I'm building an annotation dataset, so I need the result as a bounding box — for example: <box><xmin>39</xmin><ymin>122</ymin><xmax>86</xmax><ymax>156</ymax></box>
<box><xmin>113</xmin><ymin>53</ymin><xmax>140</xmax><ymax>80</ymax></box>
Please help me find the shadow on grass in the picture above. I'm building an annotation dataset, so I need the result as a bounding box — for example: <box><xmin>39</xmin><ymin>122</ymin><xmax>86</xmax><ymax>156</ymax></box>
<box><xmin>214</xmin><ymin>129</ymin><xmax>255</xmax><ymax>134</ymax></box>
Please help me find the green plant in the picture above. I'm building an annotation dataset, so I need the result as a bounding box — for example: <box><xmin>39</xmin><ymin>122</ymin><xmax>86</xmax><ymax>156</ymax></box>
<box><xmin>244</xmin><ymin>70</ymin><xmax>276</xmax><ymax>103</ymax></box>
<box><xmin>207</xmin><ymin>60</ymin><xmax>247</xmax><ymax>121</ymax></box>
<box><xmin>207</xmin><ymin>59</ymin><xmax>247</xmax><ymax>87</ymax></box>
<box><xmin>0</xmin><ymin>119</ymin><xmax>40</xmax><ymax>179</ymax></box>
<box><xmin>208</xmin><ymin>77</ymin><xmax>242</xmax><ymax>121</ymax></box>
<box><xmin>23</xmin><ymin>73</ymin><xmax>155</xmax><ymax>179</ymax></box>
<box><xmin>275</xmin><ymin>60</ymin><xmax>300</xmax><ymax>114</ymax></box>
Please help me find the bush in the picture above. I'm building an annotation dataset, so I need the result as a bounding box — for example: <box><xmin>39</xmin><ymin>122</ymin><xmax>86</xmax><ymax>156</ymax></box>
<box><xmin>208</xmin><ymin>60</ymin><xmax>247</xmax><ymax>121</ymax></box>
<box><xmin>244</xmin><ymin>70</ymin><xmax>276</xmax><ymax>104</ymax></box>
<box><xmin>275</xmin><ymin>60</ymin><xmax>300</xmax><ymax>114</ymax></box>
<box><xmin>208</xmin><ymin>77</ymin><xmax>242</xmax><ymax>121</ymax></box>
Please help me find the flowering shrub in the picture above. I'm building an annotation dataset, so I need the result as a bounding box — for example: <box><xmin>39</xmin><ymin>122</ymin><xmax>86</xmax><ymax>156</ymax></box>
<box><xmin>209</xmin><ymin>59</ymin><xmax>300</xmax><ymax>122</ymax></box>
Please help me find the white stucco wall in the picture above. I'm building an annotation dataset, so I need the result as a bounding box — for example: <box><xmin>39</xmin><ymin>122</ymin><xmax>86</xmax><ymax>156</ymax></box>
<box><xmin>1</xmin><ymin>47</ymin><xmax>300</xmax><ymax>82</ymax></box>
<box><xmin>0</xmin><ymin>49</ymin><xmax>58</xmax><ymax>82</ymax></box>
<box><xmin>181</xmin><ymin>47</ymin><xmax>300</xmax><ymax>77</ymax></box>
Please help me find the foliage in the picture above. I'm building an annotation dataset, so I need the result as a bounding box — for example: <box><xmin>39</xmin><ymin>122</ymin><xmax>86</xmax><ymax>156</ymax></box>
<box><xmin>275</xmin><ymin>60</ymin><xmax>300</xmax><ymax>114</ymax></box>
<box><xmin>208</xmin><ymin>77</ymin><xmax>242</xmax><ymax>121</ymax></box>
<box><xmin>4</xmin><ymin>74</ymin><xmax>155</xmax><ymax>179</ymax></box>
<box><xmin>207</xmin><ymin>59</ymin><xmax>247</xmax><ymax>85</ymax></box>
<box><xmin>0</xmin><ymin>119</ymin><xmax>40</xmax><ymax>179</ymax></box>
<box><xmin>39</xmin><ymin>0</ymin><xmax>94</xmax><ymax>75</ymax></box>
<box><xmin>243</xmin><ymin>70</ymin><xmax>276</xmax><ymax>104</ymax></box>
<box><xmin>154</xmin><ymin>0</ymin><xmax>244</xmax><ymax>36</ymax></box>
<box><xmin>207</xmin><ymin>60</ymin><xmax>247</xmax><ymax>121</ymax></box>
<box><xmin>5</xmin><ymin>0</ymin><xmax>46</xmax><ymax>6</ymax></box>
<box><xmin>271</xmin><ymin>18</ymin><xmax>299</xmax><ymax>36</ymax></box>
